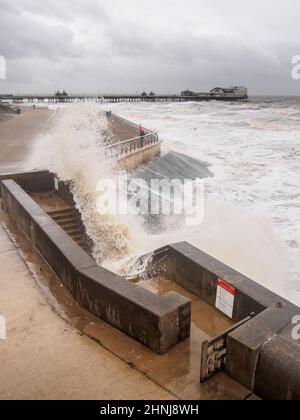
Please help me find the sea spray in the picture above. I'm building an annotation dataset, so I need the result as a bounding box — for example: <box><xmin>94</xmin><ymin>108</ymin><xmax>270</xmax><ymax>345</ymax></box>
<box><xmin>27</xmin><ymin>103</ymin><xmax>139</xmax><ymax>270</ymax></box>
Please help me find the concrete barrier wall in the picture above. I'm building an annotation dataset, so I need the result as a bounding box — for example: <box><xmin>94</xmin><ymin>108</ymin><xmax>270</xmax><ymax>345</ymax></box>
<box><xmin>225</xmin><ymin>304</ymin><xmax>299</xmax><ymax>392</ymax></box>
<box><xmin>255</xmin><ymin>333</ymin><xmax>300</xmax><ymax>400</ymax></box>
<box><xmin>117</xmin><ymin>142</ymin><xmax>162</xmax><ymax>171</ymax></box>
<box><xmin>0</xmin><ymin>170</ymin><xmax>54</xmax><ymax>198</ymax></box>
<box><xmin>162</xmin><ymin>242</ymin><xmax>290</xmax><ymax>322</ymax></box>
<box><xmin>152</xmin><ymin>242</ymin><xmax>300</xmax><ymax>399</ymax></box>
<box><xmin>152</xmin><ymin>242</ymin><xmax>300</xmax><ymax>400</ymax></box>
<box><xmin>54</xmin><ymin>177</ymin><xmax>76</xmax><ymax>207</ymax></box>
<box><xmin>1</xmin><ymin>179</ymin><xmax>191</xmax><ymax>354</ymax></box>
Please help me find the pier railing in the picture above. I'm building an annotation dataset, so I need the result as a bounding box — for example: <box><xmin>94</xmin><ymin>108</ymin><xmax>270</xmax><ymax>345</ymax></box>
<box><xmin>105</xmin><ymin>132</ymin><xmax>159</xmax><ymax>158</ymax></box>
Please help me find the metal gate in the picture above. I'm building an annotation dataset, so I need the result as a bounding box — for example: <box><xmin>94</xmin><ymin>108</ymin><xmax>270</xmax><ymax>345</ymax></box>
<box><xmin>200</xmin><ymin>314</ymin><xmax>254</xmax><ymax>383</ymax></box>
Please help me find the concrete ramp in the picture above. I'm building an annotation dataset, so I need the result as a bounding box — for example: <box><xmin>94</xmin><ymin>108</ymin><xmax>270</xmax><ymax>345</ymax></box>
<box><xmin>133</xmin><ymin>151</ymin><xmax>214</xmax><ymax>183</ymax></box>
<box><xmin>0</xmin><ymin>103</ymin><xmax>21</xmax><ymax>115</ymax></box>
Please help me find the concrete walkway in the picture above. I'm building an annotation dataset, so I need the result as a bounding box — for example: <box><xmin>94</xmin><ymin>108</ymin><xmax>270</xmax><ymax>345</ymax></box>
<box><xmin>0</xmin><ymin>108</ymin><xmax>51</xmax><ymax>173</ymax></box>
<box><xmin>0</xmin><ymin>220</ymin><xmax>175</xmax><ymax>400</ymax></box>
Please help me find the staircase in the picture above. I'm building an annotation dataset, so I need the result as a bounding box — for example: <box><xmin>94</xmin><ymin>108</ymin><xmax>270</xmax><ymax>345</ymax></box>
<box><xmin>47</xmin><ymin>207</ymin><xmax>92</xmax><ymax>255</ymax></box>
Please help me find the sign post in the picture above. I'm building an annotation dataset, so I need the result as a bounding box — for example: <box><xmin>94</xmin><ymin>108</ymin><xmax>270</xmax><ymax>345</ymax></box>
<box><xmin>215</xmin><ymin>278</ymin><xmax>236</xmax><ymax>319</ymax></box>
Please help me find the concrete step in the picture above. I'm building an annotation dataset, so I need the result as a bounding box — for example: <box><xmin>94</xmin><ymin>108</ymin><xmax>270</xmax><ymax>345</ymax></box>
<box><xmin>51</xmin><ymin>214</ymin><xmax>80</xmax><ymax>224</ymax></box>
<box><xmin>47</xmin><ymin>207</ymin><xmax>90</xmax><ymax>253</ymax></box>
<box><xmin>77</xmin><ymin>239</ymin><xmax>89</xmax><ymax>249</ymax></box>
<box><xmin>47</xmin><ymin>208</ymin><xmax>74</xmax><ymax>217</ymax></box>
<box><xmin>70</xmin><ymin>232</ymin><xmax>85</xmax><ymax>241</ymax></box>
<box><xmin>57</xmin><ymin>220</ymin><xmax>79</xmax><ymax>229</ymax></box>
<box><xmin>64</xmin><ymin>226</ymin><xmax>84</xmax><ymax>235</ymax></box>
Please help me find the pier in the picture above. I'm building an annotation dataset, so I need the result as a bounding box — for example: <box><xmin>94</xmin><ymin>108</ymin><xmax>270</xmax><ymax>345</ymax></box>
<box><xmin>0</xmin><ymin>92</ymin><xmax>248</xmax><ymax>104</ymax></box>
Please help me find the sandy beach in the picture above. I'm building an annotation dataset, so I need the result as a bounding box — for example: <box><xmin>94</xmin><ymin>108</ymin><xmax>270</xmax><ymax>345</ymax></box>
<box><xmin>0</xmin><ymin>107</ymin><xmax>52</xmax><ymax>173</ymax></box>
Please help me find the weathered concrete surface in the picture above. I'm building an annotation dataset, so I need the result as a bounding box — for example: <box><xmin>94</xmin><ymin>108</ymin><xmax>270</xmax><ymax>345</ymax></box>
<box><xmin>0</xmin><ymin>108</ymin><xmax>52</xmax><ymax>173</ymax></box>
<box><xmin>255</xmin><ymin>335</ymin><xmax>300</xmax><ymax>400</ymax></box>
<box><xmin>0</xmin><ymin>170</ymin><xmax>54</xmax><ymax>197</ymax></box>
<box><xmin>164</xmin><ymin>242</ymin><xmax>293</xmax><ymax>322</ymax></box>
<box><xmin>30</xmin><ymin>190</ymin><xmax>70</xmax><ymax>213</ymax></box>
<box><xmin>226</xmin><ymin>304</ymin><xmax>298</xmax><ymax>390</ymax></box>
<box><xmin>141</xmin><ymin>276</ymin><xmax>233</xmax><ymax>336</ymax></box>
<box><xmin>0</xmin><ymin>221</ymin><xmax>177</xmax><ymax>400</ymax></box>
<box><xmin>0</xmin><ymin>219</ymin><xmax>251</xmax><ymax>400</ymax></box>
<box><xmin>117</xmin><ymin>142</ymin><xmax>162</xmax><ymax>171</ymax></box>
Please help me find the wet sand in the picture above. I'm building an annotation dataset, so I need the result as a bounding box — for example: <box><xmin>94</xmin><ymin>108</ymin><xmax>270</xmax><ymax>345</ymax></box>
<box><xmin>0</xmin><ymin>107</ymin><xmax>51</xmax><ymax>173</ymax></box>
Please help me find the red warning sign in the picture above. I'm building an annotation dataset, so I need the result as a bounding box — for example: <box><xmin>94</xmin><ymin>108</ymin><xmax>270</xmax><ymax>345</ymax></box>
<box><xmin>215</xmin><ymin>278</ymin><xmax>236</xmax><ymax>319</ymax></box>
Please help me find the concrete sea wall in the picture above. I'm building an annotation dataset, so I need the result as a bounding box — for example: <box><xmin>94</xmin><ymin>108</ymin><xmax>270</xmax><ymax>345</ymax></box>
<box><xmin>153</xmin><ymin>241</ymin><xmax>300</xmax><ymax>399</ymax></box>
<box><xmin>0</xmin><ymin>170</ymin><xmax>54</xmax><ymax>196</ymax></box>
<box><xmin>1</xmin><ymin>178</ymin><xmax>191</xmax><ymax>354</ymax></box>
<box><xmin>117</xmin><ymin>142</ymin><xmax>162</xmax><ymax>171</ymax></box>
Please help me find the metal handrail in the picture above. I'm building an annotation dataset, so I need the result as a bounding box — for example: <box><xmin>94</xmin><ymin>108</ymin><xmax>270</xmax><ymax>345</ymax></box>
<box><xmin>105</xmin><ymin>132</ymin><xmax>159</xmax><ymax>158</ymax></box>
<box><xmin>105</xmin><ymin>132</ymin><xmax>158</xmax><ymax>149</ymax></box>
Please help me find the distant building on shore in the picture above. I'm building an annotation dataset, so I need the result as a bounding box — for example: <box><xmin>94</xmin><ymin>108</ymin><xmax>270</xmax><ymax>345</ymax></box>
<box><xmin>181</xmin><ymin>86</ymin><xmax>248</xmax><ymax>100</ymax></box>
<box><xmin>181</xmin><ymin>89</ymin><xmax>197</xmax><ymax>97</ymax></box>
<box><xmin>210</xmin><ymin>86</ymin><xmax>248</xmax><ymax>97</ymax></box>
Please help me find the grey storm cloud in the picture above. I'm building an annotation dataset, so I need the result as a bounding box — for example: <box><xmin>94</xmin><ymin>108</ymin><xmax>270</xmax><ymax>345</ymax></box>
<box><xmin>0</xmin><ymin>0</ymin><xmax>300</xmax><ymax>95</ymax></box>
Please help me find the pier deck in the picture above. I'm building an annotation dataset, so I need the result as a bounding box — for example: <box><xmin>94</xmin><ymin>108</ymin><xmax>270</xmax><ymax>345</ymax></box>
<box><xmin>1</xmin><ymin>94</ymin><xmax>248</xmax><ymax>104</ymax></box>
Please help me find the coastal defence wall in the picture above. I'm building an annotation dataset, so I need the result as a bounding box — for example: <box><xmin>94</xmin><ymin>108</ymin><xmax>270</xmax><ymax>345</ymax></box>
<box><xmin>0</xmin><ymin>170</ymin><xmax>54</xmax><ymax>196</ymax></box>
<box><xmin>117</xmin><ymin>141</ymin><xmax>162</xmax><ymax>171</ymax></box>
<box><xmin>153</xmin><ymin>242</ymin><xmax>300</xmax><ymax>400</ymax></box>
<box><xmin>0</xmin><ymin>177</ymin><xmax>191</xmax><ymax>354</ymax></box>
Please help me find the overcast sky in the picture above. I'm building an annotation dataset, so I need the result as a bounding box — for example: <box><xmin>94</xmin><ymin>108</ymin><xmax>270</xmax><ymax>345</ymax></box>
<box><xmin>0</xmin><ymin>0</ymin><xmax>300</xmax><ymax>95</ymax></box>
